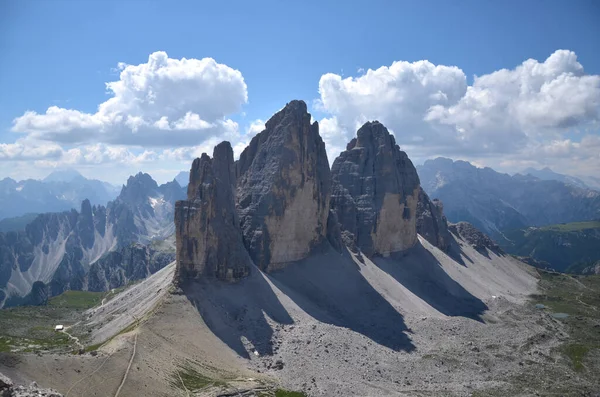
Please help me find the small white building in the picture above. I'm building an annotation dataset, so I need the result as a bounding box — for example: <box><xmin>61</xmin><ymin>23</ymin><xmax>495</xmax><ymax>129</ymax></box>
<box><xmin>54</xmin><ymin>325</ymin><xmax>64</xmax><ymax>331</ymax></box>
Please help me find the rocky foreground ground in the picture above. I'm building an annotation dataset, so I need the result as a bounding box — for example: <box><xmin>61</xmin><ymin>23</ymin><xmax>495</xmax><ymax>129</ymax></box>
<box><xmin>1</xmin><ymin>235</ymin><xmax>598</xmax><ymax>397</ymax></box>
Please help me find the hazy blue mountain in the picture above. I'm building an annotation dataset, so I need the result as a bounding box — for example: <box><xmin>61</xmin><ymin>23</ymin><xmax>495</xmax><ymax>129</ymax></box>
<box><xmin>578</xmin><ymin>175</ymin><xmax>600</xmax><ymax>191</ymax></box>
<box><xmin>520</xmin><ymin>167</ymin><xmax>591</xmax><ymax>190</ymax></box>
<box><xmin>42</xmin><ymin>168</ymin><xmax>85</xmax><ymax>183</ymax></box>
<box><xmin>174</xmin><ymin>171</ymin><xmax>189</xmax><ymax>187</ymax></box>
<box><xmin>0</xmin><ymin>173</ymin><xmax>120</xmax><ymax>221</ymax></box>
<box><xmin>417</xmin><ymin>158</ymin><xmax>600</xmax><ymax>239</ymax></box>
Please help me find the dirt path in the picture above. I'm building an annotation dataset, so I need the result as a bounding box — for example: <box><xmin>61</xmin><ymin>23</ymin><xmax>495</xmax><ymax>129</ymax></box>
<box><xmin>114</xmin><ymin>333</ymin><xmax>138</xmax><ymax>397</ymax></box>
<box><xmin>63</xmin><ymin>328</ymin><xmax>83</xmax><ymax>351</ymax></box>
<box><xmin>64</xmin><ymin>353</ymin><xmax>114</xmax><ymax>397</ymax></box>
<box><xmin>576</xmin><ymin>292</ymin><xmax>598</xmax><ymax>312</ymax></box>
<box><xmin>99</xmin><ymin>289</ymin><xmax>116</xmax><ymax>308</ymax></box>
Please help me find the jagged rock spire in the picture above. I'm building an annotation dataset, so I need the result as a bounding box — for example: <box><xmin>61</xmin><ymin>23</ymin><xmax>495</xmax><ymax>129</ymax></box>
<box><xmin>235</xmin><ymin>100</ymin><xmax>332</xmax><ymax>271</ymax></box>
<box><xmin>175</xmin><ymin>141</ymin><xmax>251</xmax><ymax>282</ymax></box>
<box><xmin>330</xmin><ymin>121</ymin><xmax>420</xmax><ymax>257</ymax></box>
<box><xmin>416</xmin><ymin>188</ymin><xmax>451</xmax><ymax>251</ymax></box>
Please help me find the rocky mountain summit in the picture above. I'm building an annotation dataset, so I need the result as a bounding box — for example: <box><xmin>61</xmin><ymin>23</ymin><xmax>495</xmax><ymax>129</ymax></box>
<box><xmin>236</xmin><ymin>100</ymin><xmax>331</xmax><ymax>270</ymax></box>
<box><xmin>330</xmin><ymin>121</ymin><xmax>420</xmax><ymax>257</ymax></box>
<box><xmin>0</xmin><ymin>174</ymin><xmax>183</xmax><ymax>308</ymax></box>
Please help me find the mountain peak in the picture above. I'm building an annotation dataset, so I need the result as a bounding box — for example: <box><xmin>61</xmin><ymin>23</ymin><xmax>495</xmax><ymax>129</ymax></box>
<box><xmin>174</xmin><ymin>171</ymin><xmax>190</xmax><ymax>187</ymax></box>
<box><xmin>43</xmin><ymin>168</ymin><xmax>84</xmax><ymax>183</ymax></box>
<box><xmin>118</xmin><ymin>172</ymin><xmax>160</xmax><ymax>204</ymax></box>
<box><xmin>264</xmin><ymin>99</ymin><xmax>311</xmax><ymax>132</ymax></box>
<box><xmin>331</xmin><ymin>120</ymin><xmax>420</xmax><ymax>257</ymax></box>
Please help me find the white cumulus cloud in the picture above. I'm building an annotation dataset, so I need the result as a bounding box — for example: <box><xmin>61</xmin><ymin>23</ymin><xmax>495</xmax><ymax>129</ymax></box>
<box><xmin>317</xmin><ymin>50</ymin><xmax>600</xmax><ymax>175</ymax></box>
<box><xmin>12</xmin><ymin>51</ymin><xmax>248</xmax><ymax>147</ymax></box>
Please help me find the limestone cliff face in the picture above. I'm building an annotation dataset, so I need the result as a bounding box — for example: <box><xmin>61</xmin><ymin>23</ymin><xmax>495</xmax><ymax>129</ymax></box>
<box><xmin>236</xmin><ymin>100</ymin><xmax>331</xmax><ymax>271</ymax></box>
<box><xmin>175</xmin><ymin>142</ymin><xmax>251</xmax><ymax>282</ymax></box>
<box><xmin>330</xmin><ymin>121</ymin><xmax>420</xmax><ymax>257</ymax></box>
<box><xmin>416</xmin><ymin>187</ymin><xmax>451</xmax><ymax>251</ymax></box>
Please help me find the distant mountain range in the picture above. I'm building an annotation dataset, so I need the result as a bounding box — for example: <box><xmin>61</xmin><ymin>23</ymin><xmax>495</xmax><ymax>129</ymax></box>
<box><xmin>519</xmin><ymin>167</ymin><xmax>594</xmax><ymax>190</ymax></box>
<box><xmin>0</xmin><ymin>172</ymin><xmax>184</xmax><ymax>308</ymax></box>
<box><xmin>417</xmin><ymin>158</ymin><xmax>600</xmax><ymax>240</ymax></box>
<box><xmin>0</xmin><ymin>169</ymin><xmax>120</xmax><ymax>221</ymax></box>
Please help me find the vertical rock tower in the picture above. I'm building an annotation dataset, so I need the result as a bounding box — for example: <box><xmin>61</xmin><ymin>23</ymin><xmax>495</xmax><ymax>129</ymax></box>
<box><xmin>416</xmin><ymin>187</ymin><xmax>451</xmax><ymax>251</ymax></box>
<box><xmin>174</xmin><ymin>142</ymin><xmax>251</xmax><ymax>282</ymax></box>
<box><xmin>236</xmin><ymin>100</ymin><xmax>331</xmax><ymax>271</ymax></box>
<box><xmin>330</xmin><ymin>121</ymin><xmax>420</xmax><ymax>257</ymax></box>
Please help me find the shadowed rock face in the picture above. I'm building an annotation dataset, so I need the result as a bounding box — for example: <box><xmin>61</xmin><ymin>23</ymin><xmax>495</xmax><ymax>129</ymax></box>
<box><xmin>175</xmin><ymin>142</ymin><xmax>252</xmax><ymax>282</ymax></box>
<box><xmin>235</xmin><ymin>100</ymin><xmax>331</xmax><ymax>271</ymax></box>
<box><xmin>330</xmin><ymin>121</ymin><xmax>420</xmax><ymax>257</ymax></box>
<box><xmin>416</xmin><ymin>187</ymin><xmax>451</xmax><ymax>251</ymax></box>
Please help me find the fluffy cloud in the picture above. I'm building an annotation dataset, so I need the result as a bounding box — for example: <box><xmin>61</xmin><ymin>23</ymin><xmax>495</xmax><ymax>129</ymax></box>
<box><xmin>12</xmin><ymin>52</ymin><xmax>248</xmax><ymax>147</ymax></box>
<box><xmin>426</xmin><ymin>50</ymin><xmax>600</xmax><ymax>146</ymax></box>
<box><xmin>317</xmin><ymin>50</ymin><xmax>600</xmax><ymax>174</ymax></box>
<box><xmin>1</xmin><ymin>140</ymin><xmax>157</xmax><ymax>169</ymax></box>
<box><xmin>0</xmin><ymin>139</ymin><xmax>63</xmax><ymax>161</ymax></box>
<box><xmin>317</xmin><ymin>59</ymin><xmax>468</xmax><ymax>155</ymax></box>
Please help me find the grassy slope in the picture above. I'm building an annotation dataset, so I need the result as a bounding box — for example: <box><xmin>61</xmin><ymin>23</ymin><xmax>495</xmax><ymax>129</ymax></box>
<box><xmin>500</xmin><ymin>221</ymin><xmax>600</xmax><ymax>272</ymax></box>
<box><xmin>531</xmin><ymin>272</ymin><xmax>600</xmax><ymax>369</ymax></box>
<box><xmin>0</xmin><ymin>290</ymin><xmax>110</xmax><ymax>353</ymax></box>
<box><xmin>540</xmin><ymin>220</ymin><xmax>600</xmax><ymax>232</ymax></box>
<box><xmin>48</xmin><ymin>290</ymin><xmax>105</xmax><ymax>309</ymax></box>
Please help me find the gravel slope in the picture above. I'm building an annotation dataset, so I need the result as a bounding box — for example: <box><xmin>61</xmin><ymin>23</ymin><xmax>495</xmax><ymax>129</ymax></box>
<box><xmin>4</xmin><ymin>235</ymin><xmax>578</xmax><ymax>397</ymax></box>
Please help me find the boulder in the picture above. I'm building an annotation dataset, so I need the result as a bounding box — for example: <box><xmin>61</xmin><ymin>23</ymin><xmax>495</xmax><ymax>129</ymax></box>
<box><xmin>0</xmin><ymin>372</ymin><xmax>12</xmax><ymax>392</ymax></box>
<box><xmin>175</xmin><ymin>142</ymin><xmax>252</xmax><ymax>282</ymax></box>
<box><xmin>236</xmin><ymin>100</ymin><xmax>331</xmax><ymax>271</ymax></box>
<box><xmin>416</xmin><ymin>188</ymin><xmax>451</xmax><ymax>251</ymax></box>
<box><xmin>0</xmin><ymin>373</ymin><xmax>63</xmax><ymax>397</ymax></box>
<box><xmin>330</xmin><ymin>121</ymin><xmax>420</xmax><ymax>257</ymax></box>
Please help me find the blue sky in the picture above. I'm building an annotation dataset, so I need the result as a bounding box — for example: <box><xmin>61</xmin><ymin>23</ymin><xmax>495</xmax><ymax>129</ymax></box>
<box><xmin>1</xmin><ymin>0</ymin><xmax>599</xmax><ymax>184</ymax></box>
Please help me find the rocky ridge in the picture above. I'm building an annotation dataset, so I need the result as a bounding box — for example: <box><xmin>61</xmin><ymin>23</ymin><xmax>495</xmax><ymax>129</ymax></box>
<box><xmin>0</xmin><ymin>174</ymin><xmax>184</xmax><ymax>307</ymax></box>
<box><xmin>449</xmin><ymin>221</ymin><xmax>502</xmax><ymax>254</ymax></box>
